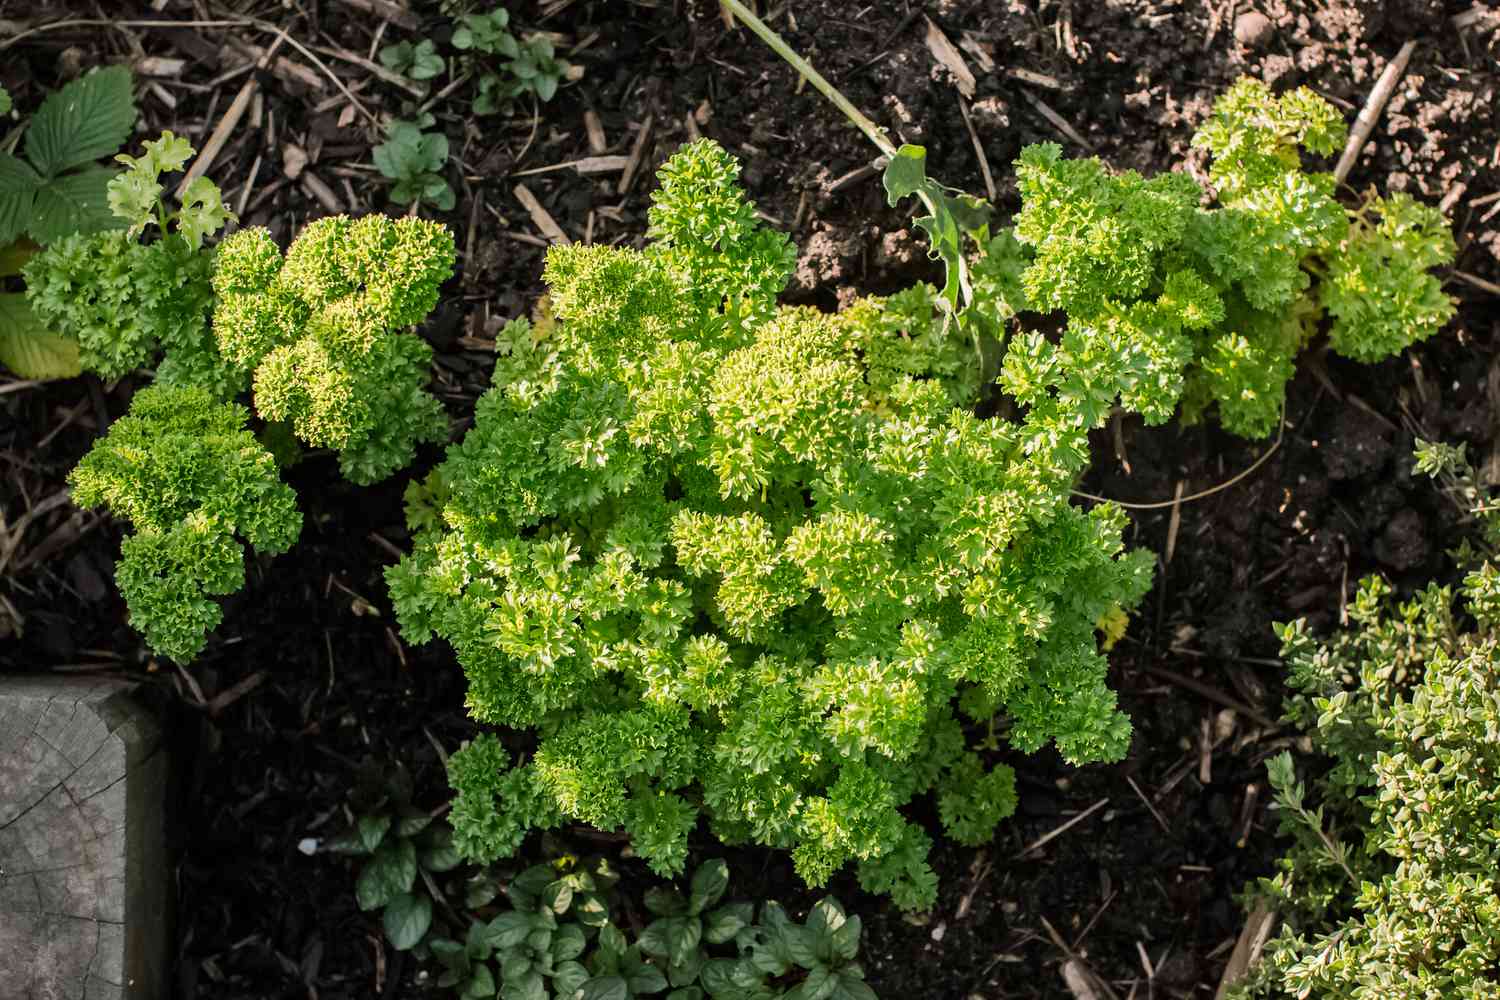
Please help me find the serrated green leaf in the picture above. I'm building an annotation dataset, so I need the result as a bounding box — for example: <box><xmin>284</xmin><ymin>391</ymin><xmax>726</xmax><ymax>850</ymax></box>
<box><xmin>30</xmin><ymin>166</ymin><xmax>121</xmax><ymax>243</ymax></box>
<box><xmin>0</xmin><ymin>154</ymin><xmax>42</xmax><ymax>247</ymax></box>
<box><xmin>383</xmin><ymin>891</ymin><xmax>433</xmax><ymax>950</ymax></box>
<box><xmin>579</xmin><ymin>976</ymin><xmax>629</xmax><ymax>1000</ymax></box>
<box><xmin>356</xmin><ymin>838</ymin><xmax>417</xmax><ymax>910</ymax></box>
<box><xmin>463</xmin><ymin>962</ymin><xmax>496</xmax><ymax>999</ymax></box>
<box><xmin>688</xmin><ymin>859</ymin><xmax>729</xmax><ymax>915</ymax></box>
<box><xmin>26</xmin><ymin>66</ymin><xmax>136</xmax><ymax>178</ymax></box>
<box><xmin>177</xmin><ymin>175</ymin><xmax>234</xmax><ymax>250</ymax></box>
<box><xmin>119</xmin><ymin>130</ymin><xmax>192</xmax><ymax>177</ymax></box>
<box><xmin>481</xmin><ymin>911</ymin><xmax>534</xmax><ymax>951</ymax></box>
<box><xmin>0</xmin><ymin>292</ymin><xmax>80</xmax><ymax>378</ymax></box>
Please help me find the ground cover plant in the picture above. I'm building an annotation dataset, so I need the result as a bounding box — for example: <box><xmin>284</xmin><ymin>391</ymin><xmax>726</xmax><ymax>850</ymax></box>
<box><xmin>1229</xmin><ymin>443</ymin><xmax>1500</xmax><ymax>999</ymax></box>
<box><xmin>3</xmin><ymin>3</ymin><xmax>1496</xmax><ymax>998</ymax></box>
<box><xmin>330</xmin><ymin>761</ymin><xmax>874</xmax><ymax>1000</ymax></box>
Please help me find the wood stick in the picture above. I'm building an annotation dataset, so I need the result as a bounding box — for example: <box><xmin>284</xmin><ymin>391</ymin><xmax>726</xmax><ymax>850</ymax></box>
<box><xmin>174</xmin><ymin>76</ymin><xmax>258</xmax><ymax>201</ymax></box>
<box><xmin>1021</xmin><ymin>89</ymin><xmax>1095</xmax><ymax>151</ymax></box>
<box><xmin>1214</xmin><ymin>903</ymin><xmax>1277</xmax><ymax>999</ymax></box>
<box><xmin>1014</xmin><ymin>797</ymin><xmax>1109</xmax><ymax>858</ymax></box>
<box><xmin>1334</xmin><ymin>40</ymin><xmax>1417</xmax><ymax>185</ymax></box>
<box><xmin>923</xmin><ymin>16</ymin><xmax>975</xmax><ymax>97</ymax></box>
<box><xmin>511</xmin><ymin>155</ymin><xmax>629</xmax><ymax>178</ymax></box>
<box><xmin>584</xmin><ymin>110</ymin><xmax>608</xmax><ymax>153</ymax></box>
<box><xmin>957</xmin><ymin>98</ymin><xmax>996</xmax><ymax>202</ymax></box>
<box><xmin>514</xmin><ymin>184</ymin><xmax>570</xmax><ymax>244</ymax></box>
<box><xmin>617</xmin><ymin>116</ymin><xmax>654</xmax><ymax>195</ymax></box>
<box><xmin>335</xmin><ymin>0</ymin><xmax>420</xmax><ymax>31</ymax></box>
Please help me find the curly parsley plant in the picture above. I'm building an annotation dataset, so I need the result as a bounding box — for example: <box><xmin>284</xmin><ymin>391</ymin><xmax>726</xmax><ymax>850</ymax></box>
<box><xmin>24</xmin><ymin>131</ymin><xmax>231</xmax><ymax>383</ymax></box>
<box><xmin>48</xmin><ymin>135</ymin><xmax>457</xmax><ymax>663</ymax></box>
<box><xmin>1009</xmin><ymin>78</ymin><xmax>1456</xmax><ymax>437</ymax></box>
<box><xmin>69</xmin><ymin>384</ymin><xmax>300</xmax><ymax>664</ymax></box>
<box><xmin>211</xmin><ymin>214</ymin><xmax>455</xmax><ymax>484</ymax></box>
<box><xmin>389</xmin><ymin>139</ymin><xmax>1153</xmax><ymax>910</ymax></box>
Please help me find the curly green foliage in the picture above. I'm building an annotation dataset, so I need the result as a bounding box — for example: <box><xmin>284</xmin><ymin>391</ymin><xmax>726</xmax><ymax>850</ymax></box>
<box><xmin>68</xmin><ymin>385</ymin><xmax>301</xmax><ymax>663</ymax></box>
<box><xmin>210</xmin><ymin>214</ymin><xmax>455</xmax><ymax>483</ymax></box>
<box><xmin>1321</xmin><ymin>193</ymin><xmax>1457</xmax><ymax>362</ymax></box>
<box><xmin>21</xmin><ymin>132</ymin><xmax>231</xmax><ymax>384</ymax></box>
<box><xmin>1010</xmin><ymin>78</ymin><xmax>1455</xmax><ymax>438</ymax></box>
<box><xmin>388</xmin><ymin>139</ymin><xmax>1152</xmax><ymax>906</ymax></box>
<box><xmin>645</xmin><ymin>137</ymin><xmax>797</xmax><ymax>344</ymax></box>
<box><xmin>24</xmin><ymin>229</ymin><xmax>212</xmax><ymax>381</ymax></box>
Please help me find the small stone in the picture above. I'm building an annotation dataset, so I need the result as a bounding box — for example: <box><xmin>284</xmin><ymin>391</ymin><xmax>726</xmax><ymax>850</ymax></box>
<box><xmin>1234</xmin><ymin>10</ymin><xmax>1274</xmax><ymax>48</ymax></box>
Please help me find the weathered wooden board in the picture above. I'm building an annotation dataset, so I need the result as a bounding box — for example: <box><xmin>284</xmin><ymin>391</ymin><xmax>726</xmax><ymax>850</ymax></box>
<box><xmin>0</xmin><ymin>676</ymin><xmax>168</xmax><ymax>1000</ymax></box>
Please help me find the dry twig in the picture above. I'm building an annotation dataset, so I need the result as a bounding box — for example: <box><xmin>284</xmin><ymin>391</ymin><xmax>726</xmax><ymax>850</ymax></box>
<box><xmin>1334</xmin><ymin>41</ymin><xmax>1417</xmax><ymax>185</ymax></box>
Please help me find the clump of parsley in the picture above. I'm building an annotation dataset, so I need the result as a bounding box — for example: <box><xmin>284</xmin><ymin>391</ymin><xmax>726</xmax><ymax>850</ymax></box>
<box><xmin>390</xmin><ymin>138</ymin><xmax>1152</xmax><ymax>910</ymax></box>
<box><xmin>1005</xmin><ymin>79</ymin><xmax>1456</xmax><ymax>437</ymax></box>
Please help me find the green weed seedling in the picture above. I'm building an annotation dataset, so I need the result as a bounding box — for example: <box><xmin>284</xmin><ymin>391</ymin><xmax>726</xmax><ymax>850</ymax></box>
<box><xmin>381</xmin><ymin>38</ymin><xmax>446</xmax><ymax>82</ymax></box>
<box><xmin>374</xmin><ymin>115</ymin><xmax>456</xmax><ymax>212</ymax></box>
<box><xmin>452</xmin><ymin>7</ymin><xmax>574</xmax><ymax>112</ymax></box>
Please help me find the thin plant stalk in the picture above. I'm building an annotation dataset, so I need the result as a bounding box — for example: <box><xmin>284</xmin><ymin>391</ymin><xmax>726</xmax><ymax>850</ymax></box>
<box><xmin>719</xmin><ymin>0</ymin><xmax>896</xmax><ymax>159</ymax></box>
<box><xmin>718</xmin><ymin>0</ymin><xmax>946</xmax><ymax>270</ymax></box>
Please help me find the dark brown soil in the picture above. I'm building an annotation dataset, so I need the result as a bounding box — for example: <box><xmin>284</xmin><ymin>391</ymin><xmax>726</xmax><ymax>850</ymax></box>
<box><xmin>2</xmin><ymin>1</ymin><xmax>1497</xmax><ymax>998</ymax></box>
